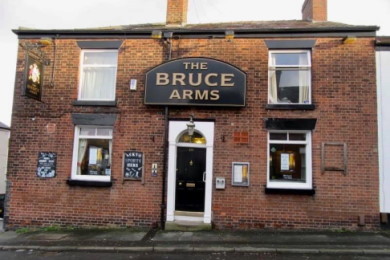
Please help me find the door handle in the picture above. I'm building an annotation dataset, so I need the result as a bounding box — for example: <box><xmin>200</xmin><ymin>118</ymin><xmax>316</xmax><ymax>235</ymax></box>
<box><xmin>203</xmin><ymin>172</ymin><xmax>206</xmax><ymax>182</ymax></box>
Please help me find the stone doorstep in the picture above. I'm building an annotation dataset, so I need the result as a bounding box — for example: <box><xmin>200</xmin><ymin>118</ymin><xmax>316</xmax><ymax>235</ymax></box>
<box><xmin>165</xmin><ymin>221</ymin><xmax>212</xmax><ymax>231</ymax></box>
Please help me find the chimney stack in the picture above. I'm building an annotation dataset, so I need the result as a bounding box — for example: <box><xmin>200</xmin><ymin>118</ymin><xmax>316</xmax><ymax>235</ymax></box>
<box><xmin>302</xmin><ymin>0</ymin><xmax>327</xmax><ymax>21</ymax></box>
<box><xmin>166</xmin><ymin>0</ymin><xmax>188</xmax><ymax>26</ymax></box>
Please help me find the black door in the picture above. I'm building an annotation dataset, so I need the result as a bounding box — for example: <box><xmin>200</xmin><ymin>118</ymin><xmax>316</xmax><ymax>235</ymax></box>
<box><xmin>175</xmin><ymin>147</ymin><xmax>206</xmax><ymax>212</ymax></box>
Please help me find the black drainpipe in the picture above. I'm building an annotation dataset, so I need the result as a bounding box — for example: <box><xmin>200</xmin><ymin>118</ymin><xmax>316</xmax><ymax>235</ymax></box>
<box><xmin>160</xmin><ymin>33</ymin><xmax>173</xmax><ymax>230</ymax></box>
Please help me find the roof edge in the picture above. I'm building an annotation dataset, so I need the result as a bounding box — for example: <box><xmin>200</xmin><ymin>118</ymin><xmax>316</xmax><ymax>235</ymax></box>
<box><xmin>0</xmin><ymin>124</ymin><xmax>10</xmax><ymax>130</ymax></box>
<box><xmin>376</xmin><ymin>36</ymin><xmax>390</xmax><ymax>46</ymax></box>
<box><xmin>12</xmin><ymin>25</ymin><xmax>379</xmax><ymax>37</ymax></box>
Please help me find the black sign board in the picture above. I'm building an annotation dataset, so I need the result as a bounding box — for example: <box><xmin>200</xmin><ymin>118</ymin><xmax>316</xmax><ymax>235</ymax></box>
<box><xmin>145</xmin><ymin>58</ymin><xmax>246</xmax><ymax>107</ymax></box>
<box><xmin>24</xmin><ymin>54</ymin><xmax>43</xmax><ymax>101</ymax></box>
<box><xmin>123</xmin><ymin>151</ymin><xmax>143</xmax><ymax>180</ymax></box>
<box><xmin>36</xmin><ymin>152</ymin><xmax>57</xmax><ymax>178</ymax></box>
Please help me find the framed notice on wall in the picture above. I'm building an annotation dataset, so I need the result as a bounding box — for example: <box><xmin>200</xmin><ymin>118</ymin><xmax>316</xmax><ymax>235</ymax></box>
<box><xmin>232</xmin><ymin>162</ymin><xmax>250</xmax><ymax>186</ymax></box>
<box><xmin>123</xmin><ymin>151</ymin><xmax>144</xmax><ymax>180</ymax></box>
<box><xmin>36</xmin><ymin>152</ymin><xmax>57</xmax><ymax>178</ymax></box>
<box><xmin>24</xmin><ymin>54</ymin><xmax>43</xmax><ymax>101</ymax></box>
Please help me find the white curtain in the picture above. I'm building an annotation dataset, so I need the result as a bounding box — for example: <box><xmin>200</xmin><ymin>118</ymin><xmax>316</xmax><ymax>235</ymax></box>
<box><xmin>269</xmin><ymin>54</ymin><xmax>278</xmax><ymax>104</ymax></box>
<box><xmin>80</xmin><ymin>51</ymin><xmax>117</xmax><ymax>100</ymax></box>
<box><xmin>298</xmin><ymin>53</ymin><xmax>310</xmax><ymax>104</ymax></box>
<box><xmin>80</xmin><ymin>67</ymin><xmax>116</xmax><ymax>100</ymax></box>
<box><xmin>77</xmin><ymin>139</ymin><xmax>88</xmax><ymax>175</ymax></box>
<box><xmin>109</xmin><ymin>140</ymin><xmax>112</xmax><ymax>166</ymax></box>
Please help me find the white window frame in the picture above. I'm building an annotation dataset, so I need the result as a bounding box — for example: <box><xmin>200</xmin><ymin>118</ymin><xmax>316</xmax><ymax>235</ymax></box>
<box><xmin>267</xmin><ymin>130</ymin><xmax>312</xmax><ymax>190</ymax></box>
<box><xmin>78</xmin><ymin>49</ymin><xmax>118</xmax><ymax>101</ymax></box>
<box><xmin>268</xmin><ymin>50</ymin><xmax>312</xmax><ymax>105</ymax></box>
<box><xmin>71</xmin><ymin>125</ymin><xmax>113</xmax><ymax>182</ymax></box>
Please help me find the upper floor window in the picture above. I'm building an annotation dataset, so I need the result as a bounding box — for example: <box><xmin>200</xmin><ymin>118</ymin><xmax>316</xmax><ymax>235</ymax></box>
<box><xmin>268</xmin><ymin>50</ymin><xmax>311</xmax><ymax>105</ymax></box>
<box><xmin>78</xmin><ymin>50</ymin><xmax>118</xmax><ymax>101</ymax></box>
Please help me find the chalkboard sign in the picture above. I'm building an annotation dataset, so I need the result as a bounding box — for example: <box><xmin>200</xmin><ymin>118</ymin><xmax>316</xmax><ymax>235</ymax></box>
<box><xmin>36</xmin><ymin>152</ymin><xmax>57</xmax><ymax>178</ymax></box>
<box><xmin>123</xmin><ymin>151</ymin><xmax>143</xmax><ymax>180</ymax></box>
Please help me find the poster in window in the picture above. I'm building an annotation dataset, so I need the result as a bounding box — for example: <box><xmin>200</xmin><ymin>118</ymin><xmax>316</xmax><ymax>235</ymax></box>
<box><xmin>24</xmin><ymin>54</ymin><xmax>43</xmax><ymax>101</ymax></box>
<box><xmin>232</xmin><ymin>162</ymin><xmax>250</xmax><ymax>186</ymax></box>
<box><xmin>36</xmin><ymin>152</ymin><xmax>57</xmax><ymax>178</ymax></box>
<box><xmin>280</xmin><ymin>153</ymin><xmax>290</xmax><ymax>171</ymax></box>
<box><xmin>123</xmin><ymin>151</ymin><xmax>143</xmax><ymax>180</ymax></box>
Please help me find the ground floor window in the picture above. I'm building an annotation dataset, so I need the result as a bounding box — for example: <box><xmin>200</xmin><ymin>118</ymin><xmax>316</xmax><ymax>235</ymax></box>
<box><xmin>71</xmin><ymin>126</ymin><xmax>112</xmax><ymax>181</ymax></box>
<box><xmin>267</xmin><ymin>131</ymin><xmax>312</xmax><ymax>189</ymax></box>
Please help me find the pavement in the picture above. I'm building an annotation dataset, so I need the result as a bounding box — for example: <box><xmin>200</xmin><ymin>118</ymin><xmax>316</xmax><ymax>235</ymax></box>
<box><xmin>0</xmin><ymin>226</ymin><xmax>390</xmax><ymax>256</ymax></box>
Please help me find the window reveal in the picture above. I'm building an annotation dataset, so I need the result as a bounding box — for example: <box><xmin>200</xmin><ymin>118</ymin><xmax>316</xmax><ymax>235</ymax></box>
<box><xmin>72</xmin><ymin>126</ymin><xmax>113</xmax><ymax>181</ymax></box>
<box><xmin>78</xmin><ymin>50</ymin><xmax>118</xmax><ymax>101</ymax></box>
<box><xmin>269</xmin><ymin>143</ymin><xmax>306</xmax><ymax>182</ymax></box>
<box><xmin>77</xmin><ymin>139</ymin><xmax>111</xmax><ymax>176</ymax></box>
<box><xmin>267</xmin><ymin>131</ymin><xmax>312</xmax><ymax>189</ymax></box>
<box><xmin>268</xmin><ymin>51</ymin><xmax>311</xmax><ymax>105</ymax></box>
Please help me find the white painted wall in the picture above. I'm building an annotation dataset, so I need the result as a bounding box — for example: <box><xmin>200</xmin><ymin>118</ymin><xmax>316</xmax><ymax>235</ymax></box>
<box><xmin>377</xmin><ymin>49</ymin><xmax>390</xmax><ymax>213</ymax></box>
<box><xmin>0</xmin><ymin>129</ymin><xmax>10</xmax><ymax>195</ymax></box>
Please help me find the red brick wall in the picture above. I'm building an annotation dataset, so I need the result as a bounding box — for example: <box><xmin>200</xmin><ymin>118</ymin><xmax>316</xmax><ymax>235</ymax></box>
<box><xmin>6</xmin><ymin>36</ymin><xmax>379</xmax><ymax>230</ymax></box>
<box><xmin>302</xmin><ymin>0</ymin><xmax>327</xmax><ymax>21</ymax></box>
<box><xmin>166</xmin><ymin>0</ymin><xmax>188</xmax><ymax>26</ymax></box>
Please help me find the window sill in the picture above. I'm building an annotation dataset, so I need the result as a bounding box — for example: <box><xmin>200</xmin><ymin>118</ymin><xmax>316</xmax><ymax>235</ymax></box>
<box><xmin>66</xmin><ymin>179</ymin><xmax>112</xmax><ymax>187</ymax></box>
<box><xmin>265</xmin><ymin>187</ymin><xmax>315</xmax><ymax>195</ymax></box>
<box><xmin>266</xmin><ymin>104</ymin><xmax>315</xmax><ymax>110</ymax></box>
<box><xmin>72</xmin><ymin>100</ymin><xmax>117</xmax><ymax>107</ymax></box>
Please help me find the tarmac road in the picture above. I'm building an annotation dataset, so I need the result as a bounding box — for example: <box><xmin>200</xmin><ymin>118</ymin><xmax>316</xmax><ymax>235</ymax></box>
<box><xmin>1</xmin><ymin>250</ymin><xmax>390</xmax><ymax>260</ymax></box>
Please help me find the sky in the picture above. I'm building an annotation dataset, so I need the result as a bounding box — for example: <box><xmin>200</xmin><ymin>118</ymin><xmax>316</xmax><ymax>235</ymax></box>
<box><xmin>0</xmin><ymin>0</ymin><xmax>389</xmax><ymax>126</ymax></box>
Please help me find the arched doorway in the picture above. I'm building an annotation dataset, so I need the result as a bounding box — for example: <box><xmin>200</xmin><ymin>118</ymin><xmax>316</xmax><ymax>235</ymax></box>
<box><xmin>166</xmin><ymin>121</ymin><xmax>214</xmax><ymax>224</ymax></box>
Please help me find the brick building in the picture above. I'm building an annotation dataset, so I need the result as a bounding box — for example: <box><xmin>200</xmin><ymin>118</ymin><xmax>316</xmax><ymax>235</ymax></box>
<box><xmin>5</xmin><ymin>0</ymin><xmax>380</xmax><ymax>230</ymax></box>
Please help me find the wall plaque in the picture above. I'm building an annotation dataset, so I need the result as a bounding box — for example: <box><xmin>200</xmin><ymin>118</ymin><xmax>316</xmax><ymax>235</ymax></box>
<box><xmin>36</xmin><ymin>152</ymin><xmax>57</xmax><ymax>178</ymax></box>
<box><xmin>123</xmin><ymin>151</ymin><xmax>144</xmax><ymax>180</ymax></box>
<box><xmin>145</xmin><ymin>58</ymin><xmax>246</xmax><ymax>107</ymax></box>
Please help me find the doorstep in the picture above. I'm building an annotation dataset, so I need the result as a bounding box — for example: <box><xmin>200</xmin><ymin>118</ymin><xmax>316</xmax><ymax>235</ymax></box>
<box><xmin>165</xmin><ymin>220</ymin><xmax>212</xmax><ymax>231</ymax></box>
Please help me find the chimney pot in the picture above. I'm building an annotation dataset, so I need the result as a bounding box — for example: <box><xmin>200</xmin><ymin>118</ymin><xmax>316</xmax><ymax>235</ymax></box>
<box><xmin>166</xmin><ymin>0</ymin><xmax>188</xmax><ymax>26</ymax></box>
<box><xmin>302</xmin><ymin>0</ymin><xmax>327</xmax><ymax>22</ymax></box>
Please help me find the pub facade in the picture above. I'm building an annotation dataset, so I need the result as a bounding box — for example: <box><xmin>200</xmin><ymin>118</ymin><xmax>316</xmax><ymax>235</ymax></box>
<box><xmin>5</xmin><ymin>0</ymin><xmax>380</xmax><ymax>230</ymax></box>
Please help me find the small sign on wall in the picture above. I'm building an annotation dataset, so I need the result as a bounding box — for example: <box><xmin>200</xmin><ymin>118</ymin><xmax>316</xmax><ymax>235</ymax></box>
<box><xmin>36</xmin><ymin>152</ymin><xmax>57</xmax><ymax>178</ymax></box>
<box><xmin>123</xmin><ymin>151</ymin><xmax>144</xmax><ymax>180</ymax></box>
<box><xmin>232</xmin><ymin>162</ymin><xmax>250</xmax><ymax>186</ymax></box>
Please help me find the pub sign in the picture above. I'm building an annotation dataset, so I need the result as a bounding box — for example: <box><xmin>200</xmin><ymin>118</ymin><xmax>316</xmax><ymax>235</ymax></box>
<box><xmin>145</xmin><ymin>58</ymin><xmax>246</xmax><ymax>107</ymax></box>
<box><xmin>24</xmin><ymin>54</ymin><xmax>43</xmax><ymax>101</ymax></box>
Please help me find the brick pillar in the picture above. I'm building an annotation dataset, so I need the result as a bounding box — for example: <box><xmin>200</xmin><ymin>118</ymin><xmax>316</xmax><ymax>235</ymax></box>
<box><xmin>166</xmin><ymin>0</ymin><xmax>188</xmax><ymax>26</ymax></box>
<box><xmin>302</xmin><ymin>0</ymin><xmax>327</xmax><ymax>21</ymax></box>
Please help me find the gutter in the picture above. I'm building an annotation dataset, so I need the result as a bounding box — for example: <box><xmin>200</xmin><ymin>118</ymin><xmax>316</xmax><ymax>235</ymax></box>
<box><xmin>0</xmin><ymin>125</ymin><xmax>10</xmax><ymax>131</ymax></box>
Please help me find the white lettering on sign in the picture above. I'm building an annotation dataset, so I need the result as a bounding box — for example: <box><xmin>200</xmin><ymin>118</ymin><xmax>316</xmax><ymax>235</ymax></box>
<box><xmin>156</xmin><ymin>73</ymin><xmax>169</xmax><ymax>85</ymax></box>
<box><xmin>183</xmin><ymin>62</ymin><xmax>208</xmax><ymax>70</ymax></box>
<box><xmin>156</xmin><ymin>73</ymin><xmax>235</xmax><ymax>87</ymax></box>
<box><xmin>169</xmin><ymin>90</ymin><xmax>219</xmax><ymax>100</ymax></box>
<box><xmin>155</xmin><ymin>62</ymin><xmax>235</xmax><ymax>88</ymax></box>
